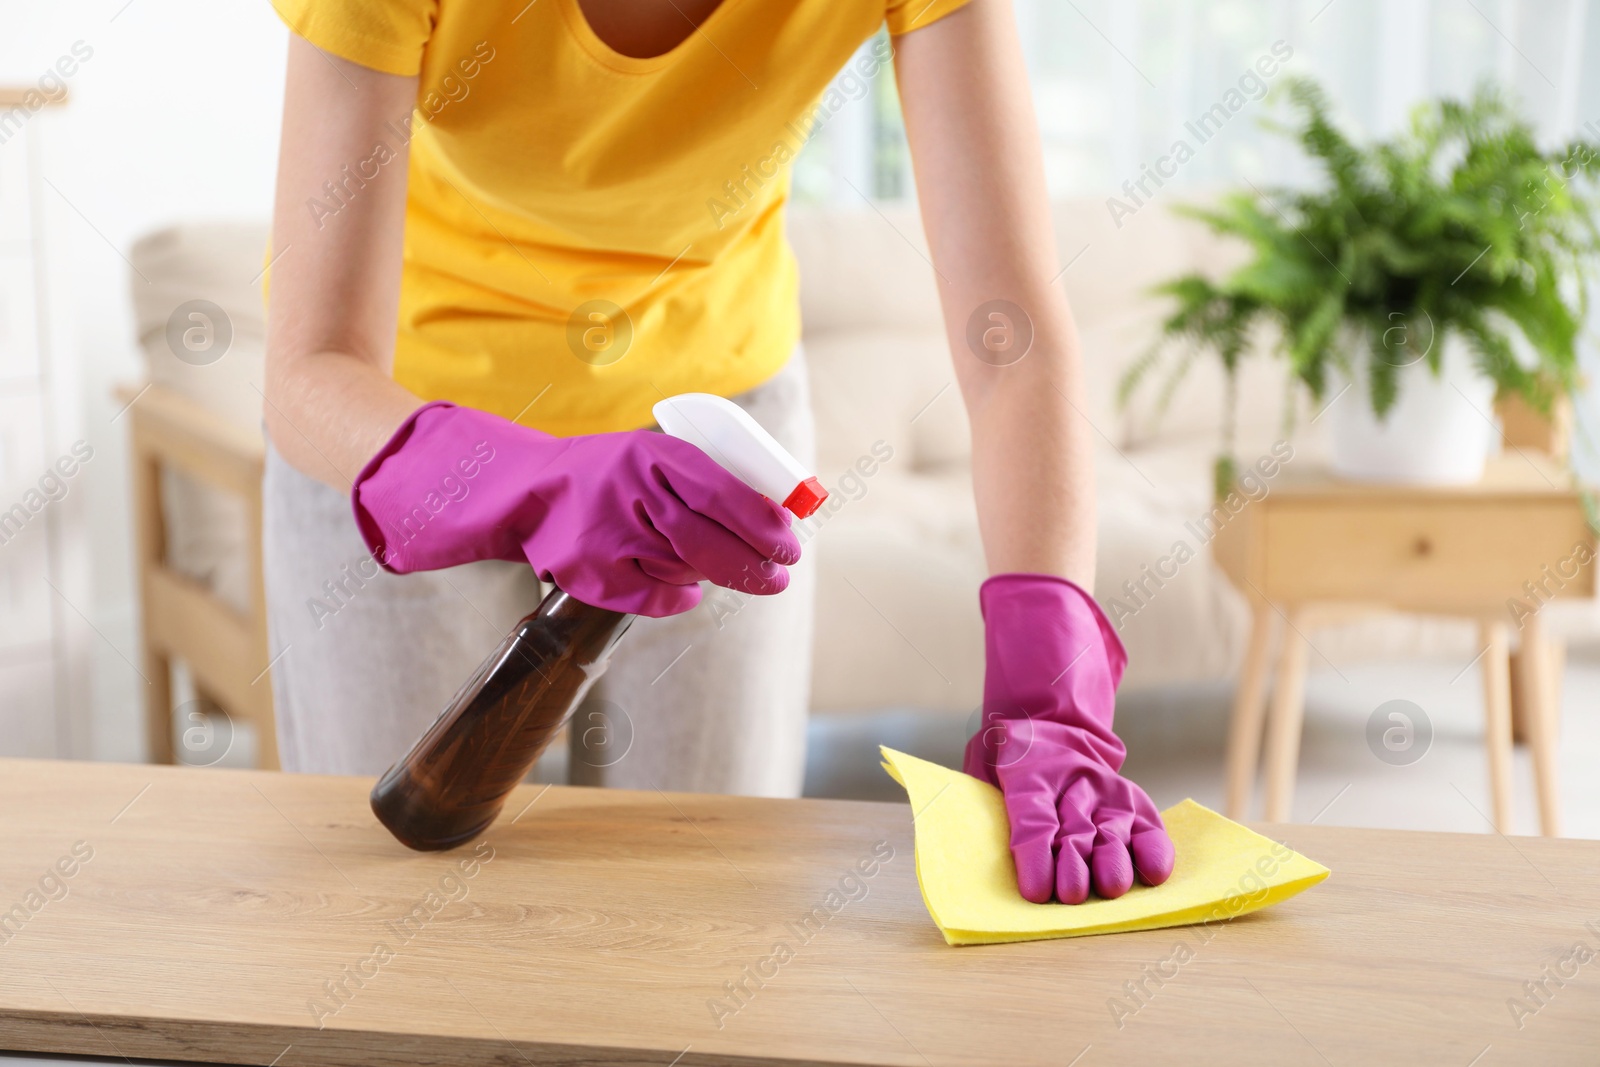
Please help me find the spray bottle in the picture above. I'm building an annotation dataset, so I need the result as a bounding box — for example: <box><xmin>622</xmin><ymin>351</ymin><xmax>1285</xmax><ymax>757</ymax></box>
<box><xmin>369</xmin><ymin>393</ymin><xmax>828</xmax><ymax>850</ymax></box>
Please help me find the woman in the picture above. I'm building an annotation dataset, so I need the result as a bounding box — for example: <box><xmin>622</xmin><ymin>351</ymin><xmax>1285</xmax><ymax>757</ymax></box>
<box><xmin>263</xmin><ymin>0</ymin><xmax>1174</xmax><ymax>904</ymax></box>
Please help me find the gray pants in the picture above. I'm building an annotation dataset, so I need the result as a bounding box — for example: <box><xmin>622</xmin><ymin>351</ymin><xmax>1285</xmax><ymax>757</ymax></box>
<box><xmin>262</xmin><ymin>353</ymin><xmax>816</xmax><ymax>796</ymax></box>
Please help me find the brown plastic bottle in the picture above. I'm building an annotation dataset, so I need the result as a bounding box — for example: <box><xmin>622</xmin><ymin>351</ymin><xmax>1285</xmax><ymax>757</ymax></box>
<box><xmin>370</xmin><ymin>588</ymin><xmax>633</xmax><ymax>851</ymax></box>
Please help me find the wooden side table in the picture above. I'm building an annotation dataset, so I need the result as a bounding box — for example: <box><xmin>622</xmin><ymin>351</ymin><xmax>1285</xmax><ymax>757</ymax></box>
<box><xmin>1213</xmin><ymin>455</ymin><xmax>1595</xmax><ymax>836</ymax></box>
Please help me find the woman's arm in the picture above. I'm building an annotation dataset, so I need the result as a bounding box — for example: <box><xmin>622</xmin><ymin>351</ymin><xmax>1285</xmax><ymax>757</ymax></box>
<box><xmin>265</xmin><ymin>34</ymin><xmax>427</xmax><ymax>489</ymax></box>
<box><xmin>896</xmin><ymin>2</ymin><xmax>1176</xmax><ymax>904</ymax></box>
<box><xmin>893</xmin><ymin>0</ymin><xmax>1095</xmax><ymax>587</ymax></box>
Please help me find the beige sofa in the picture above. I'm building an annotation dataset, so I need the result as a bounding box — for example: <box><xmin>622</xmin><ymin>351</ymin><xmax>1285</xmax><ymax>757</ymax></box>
<box><xmin>128</xmin><ymin>197</ymin><xmax>1502</xmax><ymax>734</ymax></box>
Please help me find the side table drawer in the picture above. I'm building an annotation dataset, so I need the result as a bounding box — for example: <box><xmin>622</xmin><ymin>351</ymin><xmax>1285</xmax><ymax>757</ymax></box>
<box><xmin>1261</xmin><ymin>499</ymin><xmax>1596</xmax><ymax>610</ymax></box>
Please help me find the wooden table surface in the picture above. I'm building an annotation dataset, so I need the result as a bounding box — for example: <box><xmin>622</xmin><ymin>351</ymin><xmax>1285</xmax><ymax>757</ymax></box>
<box><xmin>2</xmin><ymin>759</ymin><xmax>1598</xmax><ymax>1066</ymax></box>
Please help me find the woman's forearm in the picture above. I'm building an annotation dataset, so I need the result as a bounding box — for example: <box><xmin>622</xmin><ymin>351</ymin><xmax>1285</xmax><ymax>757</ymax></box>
<box><xmin>895</xmin><ymin>0</ymin><xmax>1097</xmax><ymax>589</ymax></box>
<box><xmin>962</xmin><ymin>319</ymin><xmax>1096</xmax><ymax>586</ymax></box>
<box><xmin>939</xmin><ymin>262</ymin><xmax>1096</xmax><ymax>585</ymax></box>
<box><xmin>263</xmin><ymin>351</ymin><xmax>423</xmax><ymax>489</ymax></box>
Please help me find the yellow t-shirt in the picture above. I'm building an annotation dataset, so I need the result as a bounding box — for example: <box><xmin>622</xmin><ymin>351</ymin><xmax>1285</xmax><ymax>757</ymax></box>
<box><xmin>272</xmin><ymin>0</ymin><xmax>973</xmax><ymax>436</ymax></box>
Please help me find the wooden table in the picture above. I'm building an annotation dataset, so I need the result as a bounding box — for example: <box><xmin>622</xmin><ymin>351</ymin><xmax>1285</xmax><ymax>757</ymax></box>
<box><xmin>3</xmin><ymin>759</ymin><xmax>1600</xmax><ymax>1065</ymax></box>
<box><xmin>1213</xmin><ymin>456</ymin><xmax>1596</xmax><ymax>835</ymax></box>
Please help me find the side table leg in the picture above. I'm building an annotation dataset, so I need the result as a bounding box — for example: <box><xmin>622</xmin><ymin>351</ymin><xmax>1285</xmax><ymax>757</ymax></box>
<box><xmin>1262</xmin><ymin>609</ymin><xmax>1309</xmax><ymax>823</ymax></box>
<box><xmin>1479</xmin><ymin>621</ymin><xmax>1514</xmax><ymax>834</ymax></box>
<box><xmin>1224</xmin><ymin>599</ymin><xmax>1276</xmax><ymax>819</ymax></box>
<box><xmin>1522</xmin><ymin>613</ymin><xmax>1563</xmax><ymax>837</ymax></box>
<box><xmin>1510</xmin><ymin>640</ymin><xmax>1565</xmax><ymax>746</ymax></box>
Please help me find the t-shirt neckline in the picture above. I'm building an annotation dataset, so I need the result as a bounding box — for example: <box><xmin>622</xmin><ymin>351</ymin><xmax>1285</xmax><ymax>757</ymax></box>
<box><xmin>557</xmin><ymin>0</ymin><xmax>743</xmax><ymax>75</ymax></box>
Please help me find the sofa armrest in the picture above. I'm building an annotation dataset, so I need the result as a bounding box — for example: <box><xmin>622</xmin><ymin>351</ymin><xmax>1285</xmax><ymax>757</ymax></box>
<box><xmin>115</xmin><ymin>380</ymin><xmax>276</xmax><ymax>768</ymax></box>
<box><xmin>114</xmin><ymin>382</ymin><xmax>263</xmax><ymax>499</ymax></box>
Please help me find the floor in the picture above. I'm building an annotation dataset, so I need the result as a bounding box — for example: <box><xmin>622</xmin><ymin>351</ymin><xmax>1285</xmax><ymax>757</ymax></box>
<box><xmin>803</xmin><ymin>651</ymin><xmax>1600</xmax><ymax>840</ymax></box>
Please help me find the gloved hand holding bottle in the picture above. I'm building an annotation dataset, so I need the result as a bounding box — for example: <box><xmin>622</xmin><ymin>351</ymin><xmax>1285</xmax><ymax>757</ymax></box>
<box><xmin>964</xmin><ymin>573</ymin><xmax>1176</xmax><ymax>904</ymax></box>
<box><xmin>350</xmin><ymin>400</ymin><xmax>803</xmax><ymax>618</ymax></box>
<box><xmin>361</xmin><ymin>393</ymin><xmax>828</xmax><ymax>851</ymax></box>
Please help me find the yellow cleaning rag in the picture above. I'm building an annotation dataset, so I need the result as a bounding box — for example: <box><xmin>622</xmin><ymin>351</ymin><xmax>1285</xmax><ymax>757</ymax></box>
<box><xmin>880</xmin><ymin>747</ymin><xmax>1329</xmax><ymax>946</ymax></box>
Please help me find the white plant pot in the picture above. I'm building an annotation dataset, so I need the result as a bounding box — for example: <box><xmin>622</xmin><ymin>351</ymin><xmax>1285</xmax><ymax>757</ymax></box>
<box><xmin>1327</xmin><ymin>335</ymin><xmax>1497</xmax><ymax>486</ymax></box>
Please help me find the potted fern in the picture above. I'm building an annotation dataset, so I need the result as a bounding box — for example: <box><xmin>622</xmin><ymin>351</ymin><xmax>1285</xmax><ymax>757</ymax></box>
<box><xmin>1125</xmin><ymin>78</ymin><xmax>1600</xmax><ymax>490</ymax></box>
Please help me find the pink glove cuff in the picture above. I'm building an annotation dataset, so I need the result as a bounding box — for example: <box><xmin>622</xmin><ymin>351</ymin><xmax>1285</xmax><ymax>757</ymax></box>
<box><xmin>966</xmin><ymin>572</ymin><xmax>1129</xmax><ymax>781</ymax></box>
<box><xmin>351</xmin><ymin>401</ymin><xmax>530</xmax><ymax>575</ymax></box>
<box><xmin>978</xmin><ymin>573</ymin><xmax>1128</xmax><ymax>689</ymax></box>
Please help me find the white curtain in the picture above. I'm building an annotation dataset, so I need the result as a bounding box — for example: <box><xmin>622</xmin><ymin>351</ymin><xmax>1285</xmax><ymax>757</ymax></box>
<box><xmin>799</xmin><ymin>0</ymin><xmax>1595</xmax><ymax>203</ymax></box>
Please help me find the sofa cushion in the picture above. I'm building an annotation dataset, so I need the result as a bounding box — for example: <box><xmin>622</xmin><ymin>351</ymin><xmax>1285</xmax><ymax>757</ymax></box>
<box><xmin>804</xmin><ymin>441</ymin><xmax>1253</xmax><ymax>707</ymax></box>
<box><xmin>808</xmin><ymin>467</ymin><xmax>988</xmax><ymax>714</ymax></box>
<box><xmin>1093</xmin><ymin>441</ymin><xmax>1252</xmax><ymax>688</ymax></box>
<box><xmin>787</xmin><ymin>206</ymin><xmax>942</xmax><ymax>337</ymax></box>
<box><xmin>804</xmin><ymin>328</ymin><xmax>946</xmax><ymax>476</ymax></box>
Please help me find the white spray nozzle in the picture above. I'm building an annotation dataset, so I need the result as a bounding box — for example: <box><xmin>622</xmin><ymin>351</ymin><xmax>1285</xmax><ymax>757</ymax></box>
<box><xmin>653</xmin><ymin>393</ymin><xmax>828</xmax><ymax>518</ymax></box>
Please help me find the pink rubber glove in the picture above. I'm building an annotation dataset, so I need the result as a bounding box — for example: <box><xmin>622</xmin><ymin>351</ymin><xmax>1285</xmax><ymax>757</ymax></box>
<box><xmin>963</xmin><ymin>573</ymin><xmax>1176</xmax><ymax>903</ymax></box>
<box><xmin>351</xmin><ymin>401</ymin><xmax>800</xmax><ymax>618</ymax></box>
